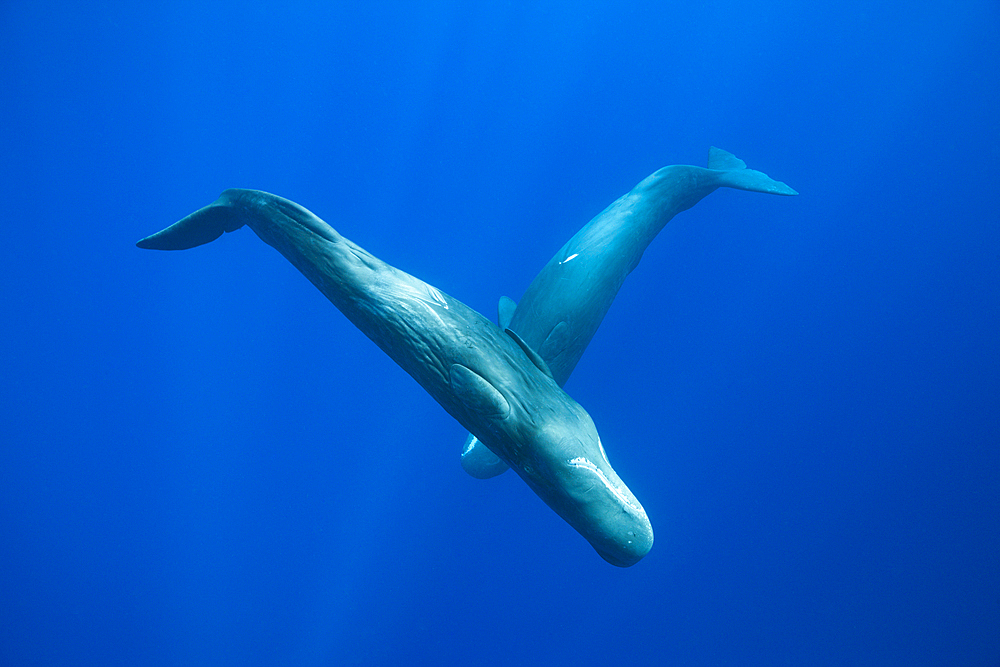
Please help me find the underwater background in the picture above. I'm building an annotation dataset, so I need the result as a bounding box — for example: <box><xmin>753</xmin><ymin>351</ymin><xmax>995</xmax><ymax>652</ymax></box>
<box><xmin>2</xmin><ymin>1</ymin><xmax>998</xmax><ymax>665</ymax></box>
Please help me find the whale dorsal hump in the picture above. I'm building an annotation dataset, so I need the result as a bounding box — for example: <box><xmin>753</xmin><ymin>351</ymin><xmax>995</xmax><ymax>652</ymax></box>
<box><xmin>498</xmin><ymin>296</ymin><xmax>517</xmax><ymax>329</ymax></box>
<box><xmin>504</xmin><ymin>328</ymin><xmax>555</xmax><ymax>381</ymax></box>
<box><xmin>707</xmin><ymin>146</ymin><xmax>747</xmax><ymax>171</ymax></box>
<box><xmin>450</xmin><ymin>364</ymin><xmax>511</xmax><ymax>420</ymax></box>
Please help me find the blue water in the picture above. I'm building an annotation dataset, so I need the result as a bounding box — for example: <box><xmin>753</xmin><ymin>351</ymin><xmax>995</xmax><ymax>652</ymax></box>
<box><xmin>2</xmin><ymin>2</ymin><xmax>998</xmax><ymax>665</ymax></box>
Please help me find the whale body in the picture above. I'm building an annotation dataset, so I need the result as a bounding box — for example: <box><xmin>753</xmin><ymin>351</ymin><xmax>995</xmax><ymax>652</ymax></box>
<box><xmin>137</xmin><ymin>189</ymin><xmax>653</xmax><ymax>566</ymax></box>
<box><xmin>461</xmin><ymin>148</ymin><xmax>797</xmax><ymax>478</ymax></box>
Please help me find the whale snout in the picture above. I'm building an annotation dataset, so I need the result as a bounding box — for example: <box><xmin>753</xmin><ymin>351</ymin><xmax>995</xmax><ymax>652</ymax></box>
<box><xmin>512</xmin><ymin>416</ymin><xmax>655</xmax><ymax>565</ymax></box>
<box><xmin>569</xmin><ymin>456</ymin><xmax>653</xmax><ymax>567</ymax></box>
<box><xmin>555</xmin><ymin>453</ymin><xmax>654</xmax><ymax>567</ymax></box>
<box><xmin>592</xmin><ymin>512</ymin><xmax>654</xmax><ymax>567</ymax></box>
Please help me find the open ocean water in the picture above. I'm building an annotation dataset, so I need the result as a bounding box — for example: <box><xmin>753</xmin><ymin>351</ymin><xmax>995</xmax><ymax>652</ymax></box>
<box><xmin>2</xmin><ymin>2</ymin><xmax>998</xmax><ymax>665</ymax></box>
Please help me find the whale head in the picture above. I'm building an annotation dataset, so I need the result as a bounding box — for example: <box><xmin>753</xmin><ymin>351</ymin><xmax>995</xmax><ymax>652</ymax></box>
<box><xmin>511</xmin><ymin>405</ymin><xmax>654</xmax><ymax>567</ymax></box>
<box><xmin>451</xmin><ymin>339</ymin><xmax>654</xmax><ymax>566</ymax></box>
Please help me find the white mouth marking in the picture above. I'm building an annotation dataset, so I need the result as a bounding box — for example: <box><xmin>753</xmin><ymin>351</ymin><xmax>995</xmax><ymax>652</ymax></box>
<box><xmin>559</xmin><ymin>253</ymin><xmax>579</xmax><ymax>265</ymax></box>
<box><xmin>567</xmin><ymin>457</ymin><xmax>638</xmax><ymax>511</ymax></box>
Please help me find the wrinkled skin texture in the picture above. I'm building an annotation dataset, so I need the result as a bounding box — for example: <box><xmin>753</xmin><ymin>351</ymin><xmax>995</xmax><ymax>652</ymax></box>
<box><xmin>137</xmin><ymin>189</ymin><xmax>653</xmax><ymax>566</ymax></box>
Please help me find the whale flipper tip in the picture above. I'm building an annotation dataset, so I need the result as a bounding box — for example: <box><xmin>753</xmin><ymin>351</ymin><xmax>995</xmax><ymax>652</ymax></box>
<box><xmin>708</xmin><ymin>147</ymin><xmax>798</xmax><ymax>196</ymax></box>
<box><xmin>136</xmin><ymin>198</ymin><xmax>246</xmax><ymax>250</ymax></box>
<box><xmin>707</xmin><ymin>146</ymin><xmax>747</xmax><ymax>171</ymax></box>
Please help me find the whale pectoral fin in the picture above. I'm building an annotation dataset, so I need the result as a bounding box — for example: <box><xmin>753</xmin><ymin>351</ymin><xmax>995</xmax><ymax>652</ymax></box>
<box><xmin>708</xmin><ymin>146</ymin><xmax>798</xmax><ymax>196</ymax></box>
<box><xmin>450</xmin><ymin>364</ymin><xmax>510</xmax><ymax>420</ymax></box>
<box><xmin>460</xmin><ymin>433</ymin><xmax>510</xmax><ymax>478</ymax></box>
<box><xmin>539</xmin><ymin>321</ymin><xmax>570</xmax><ymax>366</ymax></box>
<box><xmin>498</xmin><ymin>296</ymin><xmax>517</xmax><ymax>330</ymax></box>
<box><xmin>504</xmin><ymin>328</ymin><xmax>555</xmax><ymax>381</ymax></box>
<box><xmin>136</xmin><ymin>193</ymin><xmax>246</xmax><ymax>250</ymax></box>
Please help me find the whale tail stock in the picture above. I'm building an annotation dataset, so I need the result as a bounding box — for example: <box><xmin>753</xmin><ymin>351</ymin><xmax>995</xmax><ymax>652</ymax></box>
<box><xmin>136</xmin><ymin>190</ymin><xmax>248</xmax><ymax>250</ymax></box>
<box><xmin>708</xmin><ymin>146</ymin><xmax>798</xmax><ymax>196</ymax></box>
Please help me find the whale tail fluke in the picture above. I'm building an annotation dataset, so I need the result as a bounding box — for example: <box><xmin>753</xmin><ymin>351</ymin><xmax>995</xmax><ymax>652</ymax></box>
<box><xmin>136</xmin><ymin>192</ymin><xmax>246</xmax><ymax>250</ymax></box>
<box><xmin>708</xmin><ymin>146</ymin><xmax>798</xmax><ymax>196</ymax></box>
